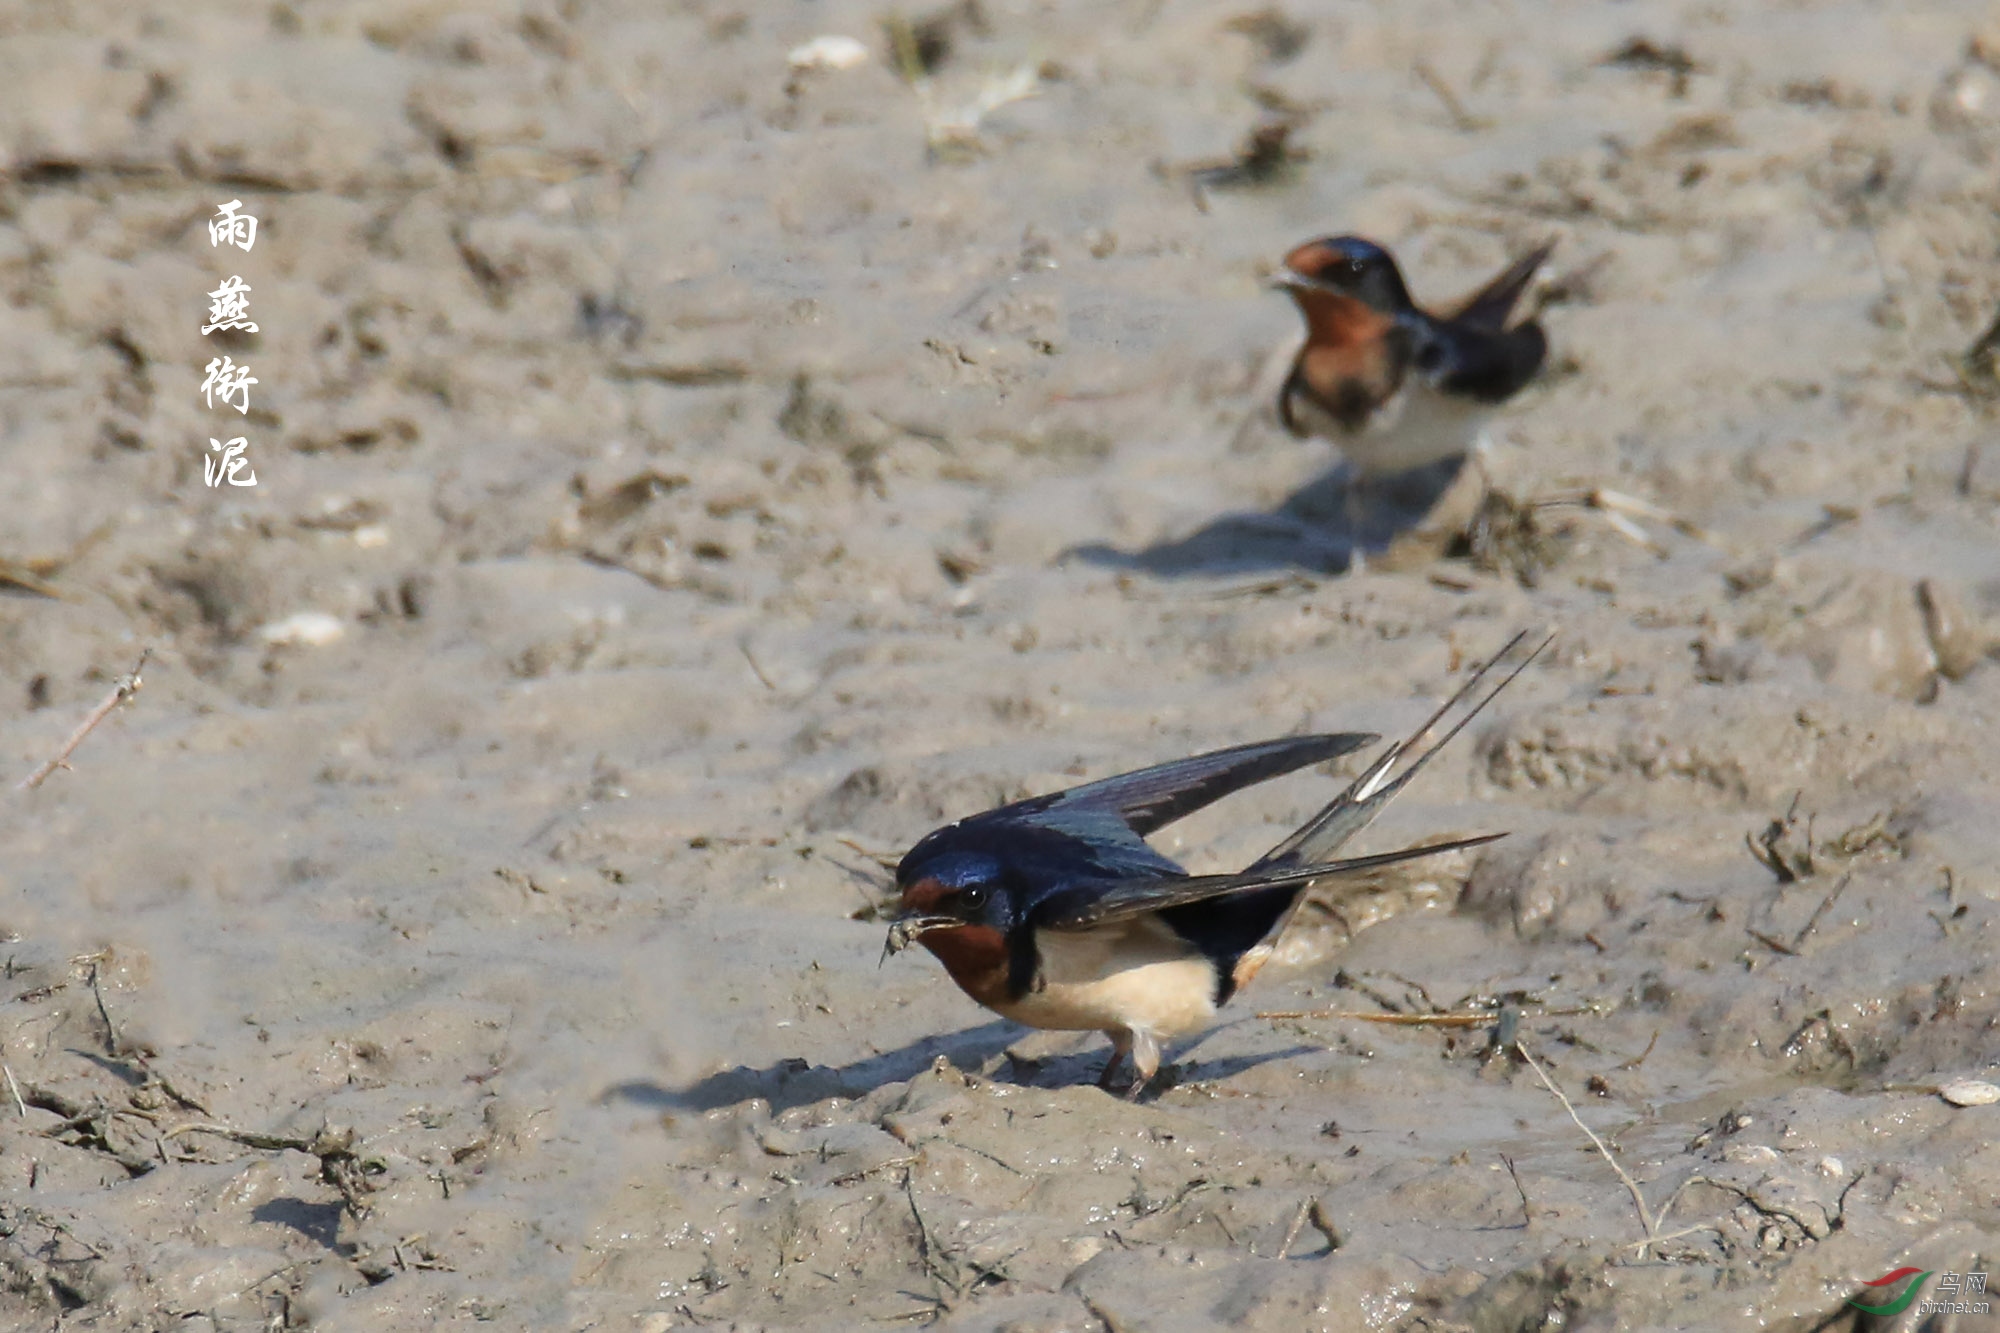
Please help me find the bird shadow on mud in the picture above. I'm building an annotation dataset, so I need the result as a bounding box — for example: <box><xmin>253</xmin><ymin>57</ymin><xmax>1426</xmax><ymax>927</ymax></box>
<box><xmin>251</xmin><ymin>1198</ymin><xmax>347</xmax><ymax>1251</ymax></box>
<box><xmin>1065</xmin><ymin>455</ymin><xmax>1468</xmax><ymax>579</ymax></box>
<box><xmin>604</xmin><ymin>1022</ymin><xmax>1321</xmax><ymax>1114</ymax></box>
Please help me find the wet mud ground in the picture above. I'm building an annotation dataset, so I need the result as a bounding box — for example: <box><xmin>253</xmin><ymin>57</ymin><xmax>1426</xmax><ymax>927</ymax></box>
<box><xmin>5</xmin><ymin>0</ymin><xmax>2000</xmax><ymax>1329</ymax></box>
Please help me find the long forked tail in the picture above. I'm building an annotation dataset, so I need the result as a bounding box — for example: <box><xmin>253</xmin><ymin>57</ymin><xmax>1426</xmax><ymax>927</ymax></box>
<box><xmin>1250</xmin><ymin>628</ymin><xmax>1550</xmax><ymax>875</ymax></box>
<box><xmin>1228</xmin><ymin>628</ymin><xmax>1551</xmax><ymax>992</ymax></box>
<box><xmin>1449</xmin><ymin>242</ymin><xmax>1556</xmax><ymax>332</ymax></box>
<box><xmin>1034</xmin><ymin>830</ymin><xmax>1509</xmax><ymax>931</ymax></box>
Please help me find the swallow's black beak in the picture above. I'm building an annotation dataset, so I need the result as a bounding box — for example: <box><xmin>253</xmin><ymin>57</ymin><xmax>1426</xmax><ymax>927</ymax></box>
<box><xmin>1269</xmin><ymin>267</ymin><xmax>1333</xmax><ymax>295</ymax></box>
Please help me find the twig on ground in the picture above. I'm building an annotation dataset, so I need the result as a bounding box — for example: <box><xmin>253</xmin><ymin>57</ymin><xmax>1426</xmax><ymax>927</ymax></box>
<box><xmin>1747</xmin><ymin>792</ymin><xmax>1815</xmax><ymax>883</ymax></box>
<box><xmin>1586</xmin><ymin>488</ymin><xmax>1717</xmax><ymax>545</ymax></box>
<box><xmin>1260</xmin><ymin>1006</ymin><xmax>1486</xmax><ymax>1025</ymax></box>
<box><xmin>0</xmin><ymin>558</ymin><xmax>63</xmax><ymax>599</ymax></box>
<box><xmin>1532</xmin><ymin>488</ymin><xmax>1720</xmax><ymax>557</ymax></box>
<box><xmin>1414</xmin><ymin>59</ymin><xmax>1488</xmax><ymax>131</ymax></box>
<box><xmin>1516</xmin><ymin>1039</ymin><xmax>1656</xmax><ymax>1240</ymax></box>
<box><xmin>903</xmin><ymin>1170</ymin><xmax>961</xmax><ymax>1297</ymax></box>
<box><xmin>6</xmin><ymin>1205</ymin><xmax>106</xmax><ymax>1261</ymax></box>
<box><xmin>142</xmin><ymin>1067</ymin><xmax>211</xmax><ymax>1116</ymax></box>
<box><xmin>1500</xmin><ymin>1153</ymin><xmax>1533</xmax><ymax>1225</ymax></box>
<box><xmin>1617</xmin><ymin>1030</ymin><xmax>1660</xmax><ymax>1071</ymax></box>
<box><xmin>167</xmin><ymin>1121</ymin><xmax>376</xmax><ymax>1215</ymax></box>
<box><xmin>1746</xmin><ymin>928</ymin><xmax>1797</xmax><ymax>957</ymax></box>
<box><xmin>1264</xmin><ymin>1002</ymin><xmax>1602</xmax><ymax>1026</ymax></box>
<box><xmin>738</xmin><ymin>637</ymin><xmax>777</xmax><ymax>692</ymax></box>
<box><xmin>17</xmin><ymin>650</ymin><xmax>151</xmax><ymax>791</ymax></box>
<box><xmin>1750</xmin><ymin>868</ymin><xmax>1854</xmax><ymax>957</ymax></box>
<box><xmin>836</xmin><ymin>837</ymin><xmax>899</xmax><ymax>868</ymax></box>
<box><xmin>22</xmin><ymin>1081</ymin><xmax>157</xmax><ymax>1176</ymax></box>
<box><xmin>219</xmin><ymin>1258</ymin><xmax>307</xmax><ymax>1316</ymax></box>
<box><xmin>1617</xmin><ymin>1220</ymin><xmax>1722</xmax><ymax>1253</ymax></box>
<box><xmin>1791</xmin><ymin>872</ymin><xmax>1852</xmax><ymax>952</ymax></box>
<box><xmin>1275</xmin><ymin>1197</ymin><xmax>1312</xmax><ymax>1258</ymax></box>
<box><xmin>165</xmin><ymin>1122</ymin><xmax>323</xmax><ymax>1153</ymax></box>
<box><xmin>1257</xmin><ymin>1008</ymin><xmax>1495</xmax><ymax>1026</ymax></box>
<box><xmin>86</xmin><ymin>959</ymin><xmax>120</xmax><ymax>1056</ymax></box>
<box><xmin>1671</xmin><ymin>1174</ymin><xmax>1827</xmax><ymax>1241</ymax></box>
<box><xmin>1</xmin><ymin>1061</ymin><xmax>25</xmax><ymax>1117</ymax></box>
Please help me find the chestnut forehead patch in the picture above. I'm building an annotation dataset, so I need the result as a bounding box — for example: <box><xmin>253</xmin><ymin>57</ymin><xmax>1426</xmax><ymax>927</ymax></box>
<box><xmin>898</xmin><ymin>875</ymin><xmax>950</xmax><ymax>912</ymax></box>
<box><xmin>1283</xmin><ymin>240</ymin><xmax>1338</xmax><ymax>274</ymax></box>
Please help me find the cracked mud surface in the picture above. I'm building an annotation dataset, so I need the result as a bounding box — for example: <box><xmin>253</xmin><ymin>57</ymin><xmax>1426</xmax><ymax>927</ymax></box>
<box><xmin>4</xmin><ymin>1</ymin><xmax>2000</xmax><ymax>1329</ymax></box>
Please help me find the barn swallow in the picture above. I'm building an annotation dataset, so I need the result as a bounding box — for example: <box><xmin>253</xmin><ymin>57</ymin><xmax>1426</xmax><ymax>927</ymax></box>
<box><xmin>1274</xmin><ymin>236</ymin><xmax>1553</xmax><ymax>478</ymax></box>
<box><xmin>885</xmin><ymin>631</ymin><xmax>1549</xmax><ymax>1095</ymax></box>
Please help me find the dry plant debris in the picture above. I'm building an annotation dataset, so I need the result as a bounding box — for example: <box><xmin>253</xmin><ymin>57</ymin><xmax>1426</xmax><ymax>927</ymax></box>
<box><xmin>15</xmin><ymin>651</ymin><xmax>151</xmax><ymax>792</ymax></box>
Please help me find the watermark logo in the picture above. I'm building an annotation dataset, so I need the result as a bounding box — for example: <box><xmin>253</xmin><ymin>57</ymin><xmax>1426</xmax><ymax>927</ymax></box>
<box><xmin>198</xmin><ymin>200</ymin><xmax>262</xmax><ymax>487</ymax></box>
<box><xmin>204</xmin><ymin>437</ymin><xmax>256</xmax><ymax>489</ymax></box>
<box><xmin>1848</xmin><ymin>1268</ymin><xmax>1990</xmax><ymax>1318</ymax></box>
<box><xmin>1848</xmin><ymin>1269</ymin><xmax>1931</xmax><ymax>1317</ymax></box>
<box><xmin>208</xmin><ymin>198</ymin><xmax>258</xmax><ymax>252</ymax></box>
<box><xmin>199</xmin><ymin>355</ymin><xmax>257</xmax><ymax>415</ymax></box>
<box><xmin>201</xmin><ymin>275</ymin><xmax>258</xmax><ymax>335</ymax></box>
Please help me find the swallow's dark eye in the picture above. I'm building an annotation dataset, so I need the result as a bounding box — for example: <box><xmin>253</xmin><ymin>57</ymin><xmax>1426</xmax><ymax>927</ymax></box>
<box><xmin>957</xmin><ymin>884</ymin><xmax>989</xmax><ymax>911</ymax></box>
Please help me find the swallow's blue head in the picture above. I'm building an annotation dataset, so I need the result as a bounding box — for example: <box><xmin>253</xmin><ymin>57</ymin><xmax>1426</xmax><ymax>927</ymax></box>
<box><xmin>894</xmin><ymin>837</ymin><xmax>1017</xmax><ymax>931</ymax></box>
<box><xmin>1278</xmin><ymin>235</ymin><xmax>1413</xmax><ymax>314</ymax></box>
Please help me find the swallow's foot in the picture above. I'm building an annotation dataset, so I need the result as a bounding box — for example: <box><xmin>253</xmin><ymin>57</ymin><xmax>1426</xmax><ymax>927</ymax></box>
<box><xmin>1095</xmin><ymin>1062</ymin><xmax>1155</xmax><ymax>1099</ymax></box>
<box><xmin>1098</xmin><ymin>1032</ymin><xmax>1134</xmax><ymax>1093</ymax></box>
<box><xmin>1098</xmin><ymin>1028</ymin><xmax>1162</xmax><ymax>1099</ymax></box>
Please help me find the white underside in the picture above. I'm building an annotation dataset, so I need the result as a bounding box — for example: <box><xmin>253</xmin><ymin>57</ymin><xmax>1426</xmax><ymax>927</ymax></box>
<box><xmin>991</xmin><ymin>916</ymin><xmax>1218</xmax><ymax>1040</ymax></box>
<box><xmin>1291</xmin><ymin>380</ymin><xmax>1490</xmax><ymax>478</ymax></box>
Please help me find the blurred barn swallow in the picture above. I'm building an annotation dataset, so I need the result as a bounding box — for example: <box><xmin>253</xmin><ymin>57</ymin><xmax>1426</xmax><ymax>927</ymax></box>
<box><xmin>1274</xmin><ymin>236</ymin><xmax>1553</xmax><ymax>478</ymax></box>
<box><xmin>884</xmin><ymin>631</ymin><xmax>1549</xmax><ymax>1095</ymax></box>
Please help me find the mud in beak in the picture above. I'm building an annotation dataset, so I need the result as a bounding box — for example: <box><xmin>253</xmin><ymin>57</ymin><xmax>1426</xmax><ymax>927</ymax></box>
<box><xmin>880</xmin><ymin>914</ymin><xmax>958</xmax><ymax>964</ymax></box>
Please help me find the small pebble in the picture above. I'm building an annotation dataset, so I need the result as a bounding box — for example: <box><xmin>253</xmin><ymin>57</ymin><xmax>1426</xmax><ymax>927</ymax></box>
<box><xmin>258</xmin><ymin>611</ymin><xmax>345</xmax><ymax>647</ymax></box>
<box><xmin>788</xmin><ymin>35</ymin><xmax>870</xmax><ymax>71</ymax></box>
<box><xmin>1939</xmin><ymin>1078</ymin><xmax>2000</xmax><ymax>1107</ymax></box>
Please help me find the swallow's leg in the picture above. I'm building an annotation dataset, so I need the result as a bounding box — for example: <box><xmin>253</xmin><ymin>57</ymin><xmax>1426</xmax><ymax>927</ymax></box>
<box><xmin>1468</xmin><ymin>440</ymin><xmax>1495</xmax><ymax>494</ymax></box>
<box><xmin>1124</xmin><ymin>1030</ymin><xmax>1163</xmax><ymax>1098</ymax></box>
<box><xmin>1342</xmin><ymin>477</ymin><xmax>1371</xmax><ymax>574</ymax></box>
<box><xmin>1098</xmin><ymin>1030</ymin><xmax>1134</xmax><ymax>1091</ymax></box>
<box><xmin>1097</xmin><ymin>1029</ymin><xmax>1164</xmax><ymax>1097</ymax></box>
